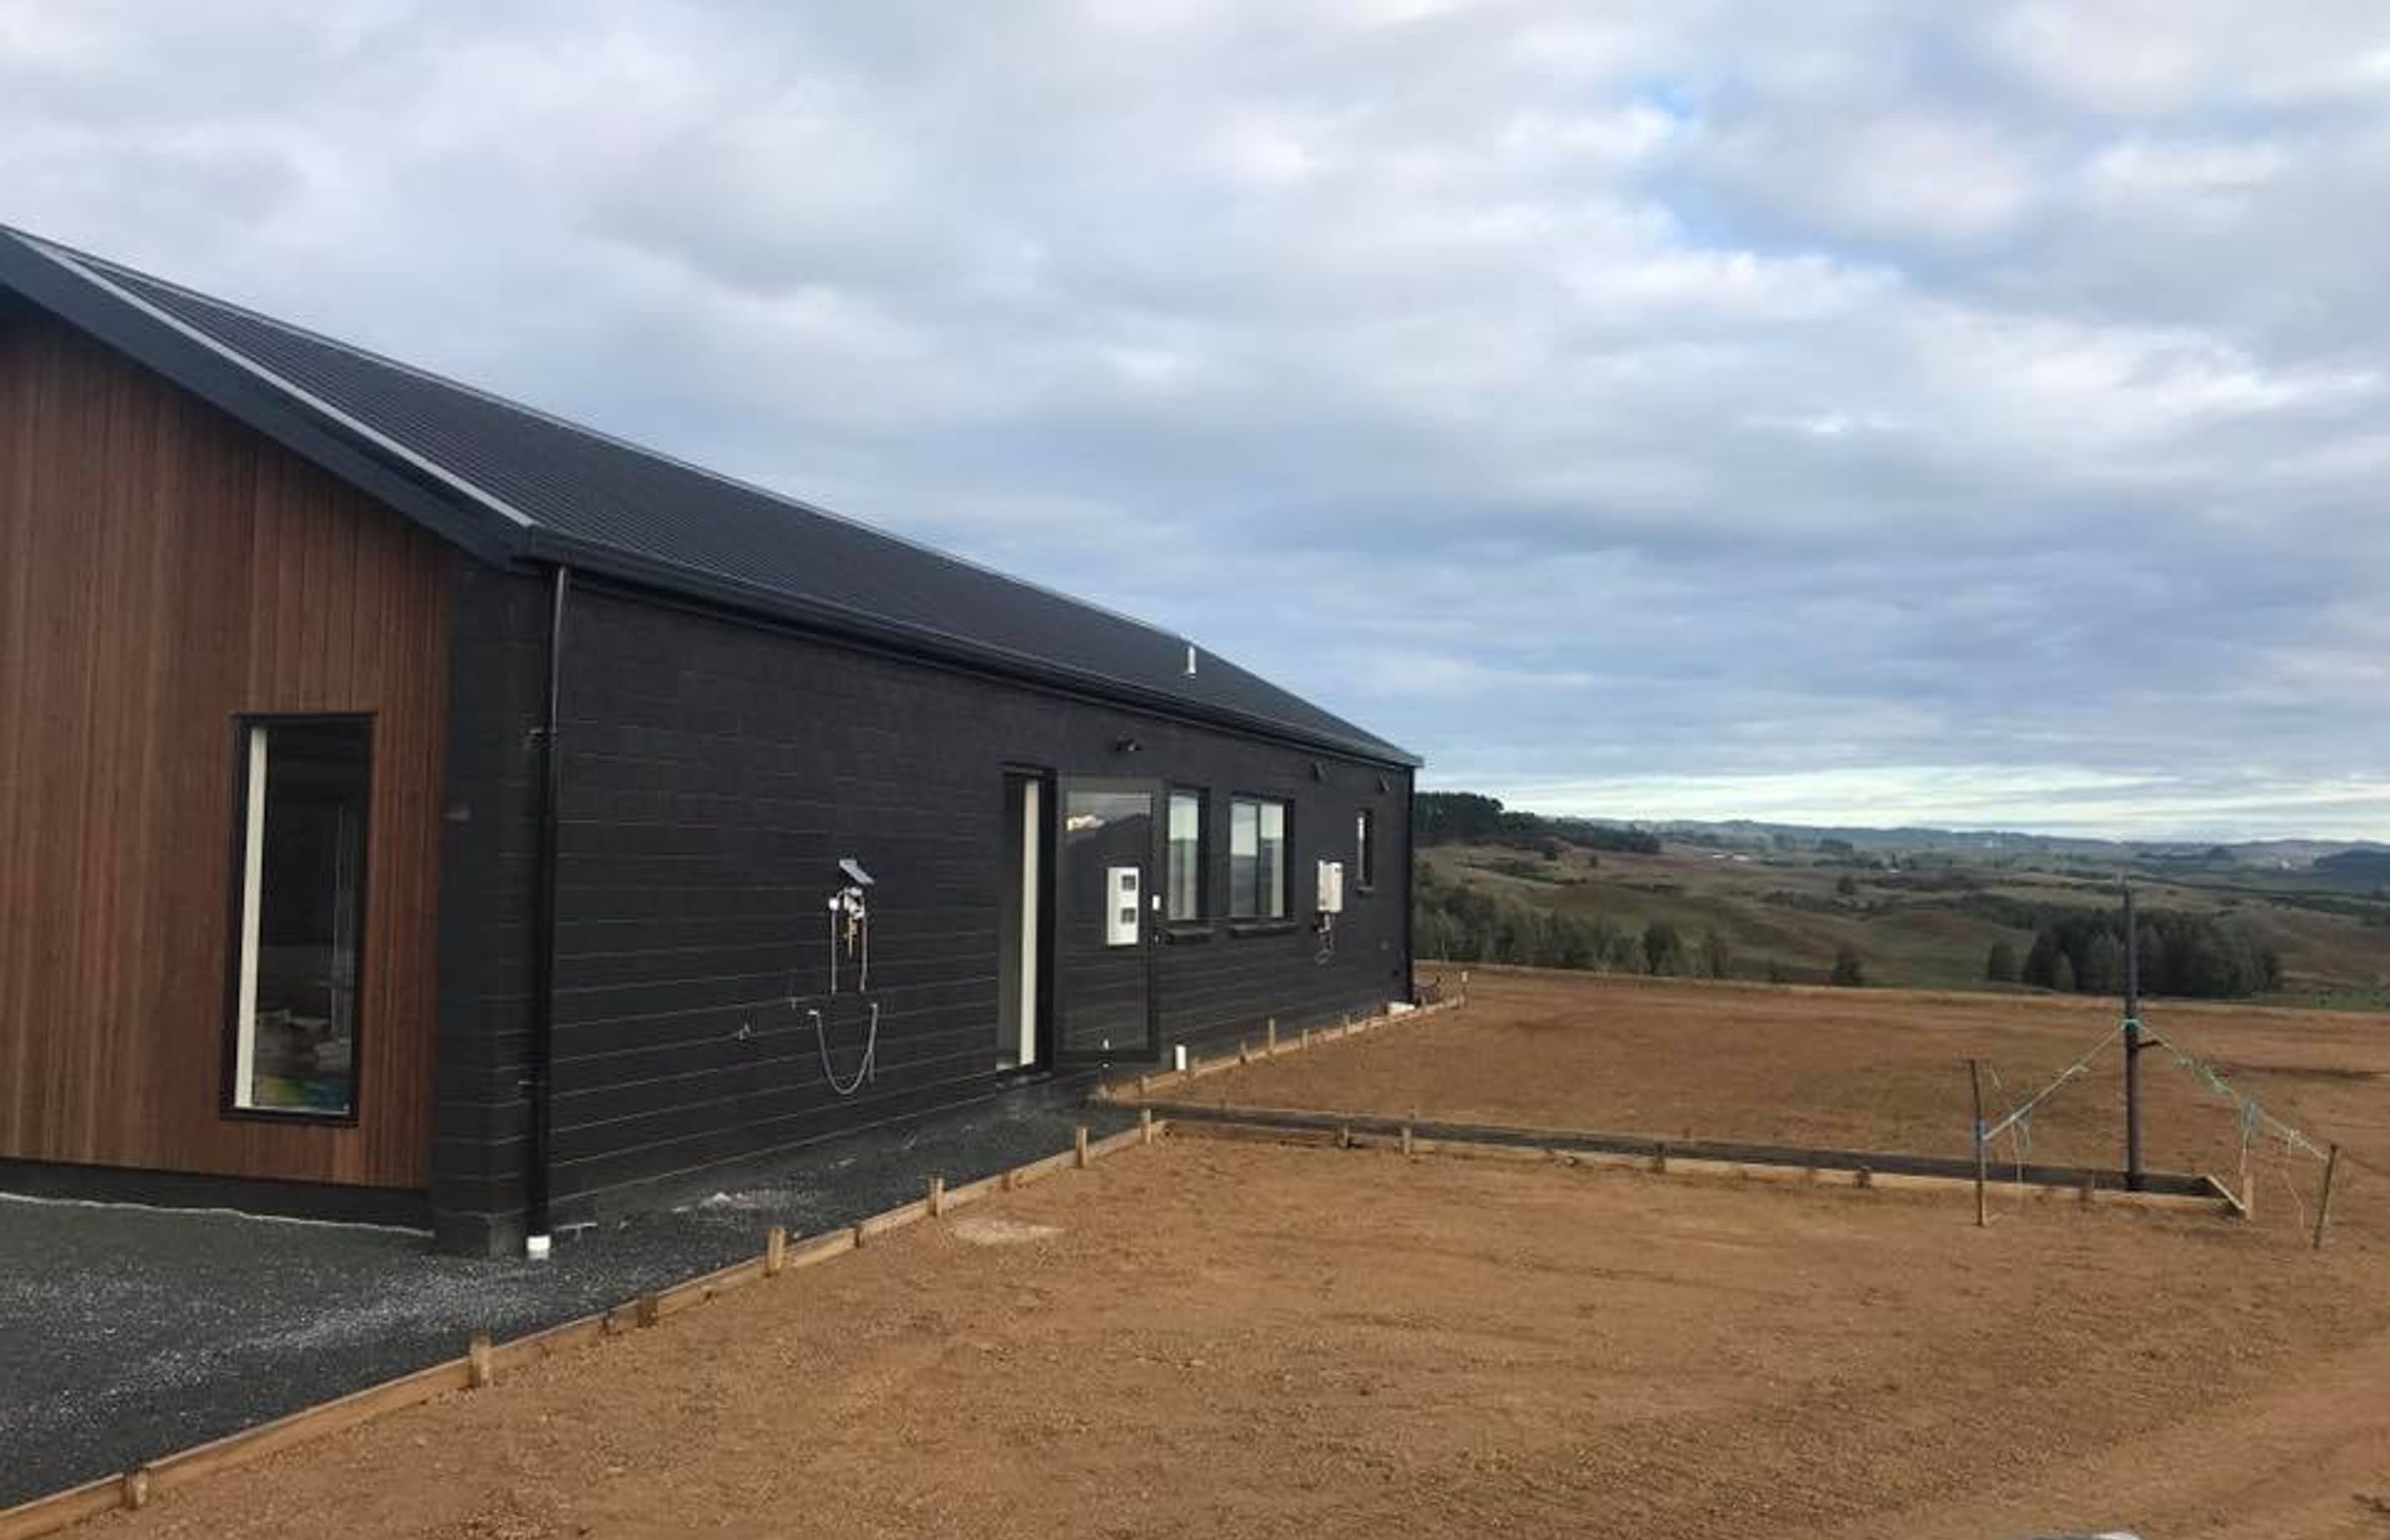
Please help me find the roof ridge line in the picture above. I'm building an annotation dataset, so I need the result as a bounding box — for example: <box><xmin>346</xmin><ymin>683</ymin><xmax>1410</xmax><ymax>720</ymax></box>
<box><xmin>37</xmin><ymin>232</ymin><xmax>1188</xmax><ymax>651</ymax></box>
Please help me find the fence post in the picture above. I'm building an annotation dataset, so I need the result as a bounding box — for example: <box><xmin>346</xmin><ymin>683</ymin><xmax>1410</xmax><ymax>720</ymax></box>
<box><xmin>2314</xmin><ymin>1143</ymin><xmax>2342</xmax><ymax>1251</ymax></box>
<box><xmin>1968</xmin><ymin>1059</ymin><xmax>1988</xmax><ymax>1229</ymax></box>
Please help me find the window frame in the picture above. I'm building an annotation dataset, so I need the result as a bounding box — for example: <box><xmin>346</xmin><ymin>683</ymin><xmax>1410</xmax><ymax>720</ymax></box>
<box><xmin>219</xmin><ymin>712</ymin><xmax>375</xmax><ymax>1127</ymax></box>
<box><xmin>1355</xmin><ymin>807</ymin><xmax>1377</xmax><ymax>893</ymax></box>
<box><xmin>1227</xmin><ymin>793</ymin><xmax>1292</xmax><ymax>924</ymax></box>
<box><xmin>1163</xmin><ymin>786</ymin><xmax>1210</xmax><ymax>926</ymax></box>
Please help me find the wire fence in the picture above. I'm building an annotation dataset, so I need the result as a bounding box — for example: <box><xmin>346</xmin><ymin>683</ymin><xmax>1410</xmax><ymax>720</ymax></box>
<box><xmin>1974</xmin><ymin>1009</ymin><xmax>2348</xmax><ymax>1242</ymax></box>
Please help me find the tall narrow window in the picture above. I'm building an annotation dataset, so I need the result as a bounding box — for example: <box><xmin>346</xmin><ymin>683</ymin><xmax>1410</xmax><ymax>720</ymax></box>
<box><xmin>228</xmin><ymin>718</ymin><xmax>371</xmax><ymax>1117</ymax></box>
<box><xmin>1166</xmin><ymin>789</ymin><xmax>1206</xmax><ymax>922</ymax></box>
<box><xmin>1356</xmin><ymin>808</ymin><xmax>1377</xmax><ymax>890</ymax></box>
<box><xmin>1229</xmin><ymin>796</ymin><xmax>1289</xmax><ymax>919</ymax></box>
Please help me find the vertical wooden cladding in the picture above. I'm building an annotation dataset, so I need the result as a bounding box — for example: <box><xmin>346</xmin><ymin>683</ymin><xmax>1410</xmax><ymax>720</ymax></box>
<box><xmin>0</xmin><ymin>310</ymin><xmax>451</xmax><ymax>1189</ymax></box>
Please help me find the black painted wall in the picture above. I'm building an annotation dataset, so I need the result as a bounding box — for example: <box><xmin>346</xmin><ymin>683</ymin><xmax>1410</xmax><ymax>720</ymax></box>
<box><xmin>428</xmin><ymin>566</ymin><xmax>550</xmax><ymax>1254</ymax></box>
<box><xmin>432</xmin><ymin>573</ymin><xmax>1411</xmax><ymax>1250</ymax></box>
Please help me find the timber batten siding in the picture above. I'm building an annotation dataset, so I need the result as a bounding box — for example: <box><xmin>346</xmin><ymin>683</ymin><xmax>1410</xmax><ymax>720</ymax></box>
<box><xmin>0</xmin><ymin>309</ymin><xmax>450</xmax><ymax>1191</ymax></box>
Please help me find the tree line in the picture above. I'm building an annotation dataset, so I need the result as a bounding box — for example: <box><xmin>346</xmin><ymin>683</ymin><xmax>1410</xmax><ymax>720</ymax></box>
<box><xmin>1412</xmin><ymin>863</ymin><xmax>1875</xmax><ymax>983</ymax></box>
<box><xmin>1412</xmin><ymin>792</ymin><xmax>1661</xmax><ymax>855</ymax></box>
<box><xmin>1984</xmin><ymin>907</ymin><xmax>2280</xmax><ymax>998</ymax></box>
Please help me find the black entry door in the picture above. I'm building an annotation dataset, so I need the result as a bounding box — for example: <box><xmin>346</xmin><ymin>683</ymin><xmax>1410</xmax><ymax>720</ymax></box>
<box><xmin>1054</xmin><ymin>780</ymin><xmax>1157</xmax><ymax>1064</ymax></box>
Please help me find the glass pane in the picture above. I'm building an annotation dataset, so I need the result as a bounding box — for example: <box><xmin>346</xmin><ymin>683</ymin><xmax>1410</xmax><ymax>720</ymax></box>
<box><xmin>1357</xmin><ymin>810</ymin><xmax>1374</xmax><ymax>887</ymax></box>
<box><xmin>1167</xmin><ymin>792</ymin><xmax>1202</xmax><ymax>921</ymax></box>
<box><xmin>1229</xmin><ymin>799</ymin><xmax>1259</xmax><ymax>918</ymax></box>
<box><xmin>1258</xmin><ymin>802</ymin><xmax>1286</xmax><ymax>919</ymax></box>
<box><xmin>238</xmin><ymin>720</ymin><xmax>369</xmax><ymax>1114</ymax></box>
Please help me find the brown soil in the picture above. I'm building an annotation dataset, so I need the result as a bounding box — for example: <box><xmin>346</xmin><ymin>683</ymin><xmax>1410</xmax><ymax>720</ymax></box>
<box><xmin>84</xmin><ymin>1143</ymin><xmax>2390</xmax><ymax>1538</ymax></box>
<box><xmin>80</xmin><ymin>972</ymin><xmax>2390</xmax><ymax>1538</ymax></box>
<box><xmin>1210</xmin><ymin>968</ymin><xmax>2390</xmax><ymax>1240</ymax></box>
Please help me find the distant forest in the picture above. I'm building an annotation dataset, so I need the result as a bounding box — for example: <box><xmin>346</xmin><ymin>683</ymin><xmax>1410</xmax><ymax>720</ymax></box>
<box><xmin>2000</xmin><ymin>908</ymin><xmax>2280</xmax><ymax>999</ymax></box>
<box><xmin>1412</xmin><ymin>792</ymin><xmax>1660</xmax><ymax>855</ymax></box>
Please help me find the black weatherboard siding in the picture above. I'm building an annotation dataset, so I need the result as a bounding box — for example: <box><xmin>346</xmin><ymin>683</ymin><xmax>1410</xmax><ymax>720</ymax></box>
<box><xmin>429</xmin><ymin>567</ymin><xmax>554</xmax><ymax>1253</ymax></box>
<box><xmin>529</xmin><ymin>582</ymin><xmax>1410</xmax><ymax>1228</ymax></box>
<box><xmin>0</xmin><ymin>226</ymin><xmax>1419</xmax><ymax>1251</ymax></box>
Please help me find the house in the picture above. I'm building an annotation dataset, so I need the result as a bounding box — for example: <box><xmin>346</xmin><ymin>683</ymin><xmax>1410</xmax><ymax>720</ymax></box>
<box><xmin>0</xmin><ymin>227</ymin><xmax>1417</xmax><ymax>1255</ymax></box>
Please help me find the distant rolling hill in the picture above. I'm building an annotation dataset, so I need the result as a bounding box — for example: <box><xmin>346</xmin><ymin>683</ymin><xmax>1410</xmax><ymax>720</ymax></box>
<box><xmin>1413</xmin><ymin>802</ymin><xmax>2390</xmax><ymax>1009</ymax></box>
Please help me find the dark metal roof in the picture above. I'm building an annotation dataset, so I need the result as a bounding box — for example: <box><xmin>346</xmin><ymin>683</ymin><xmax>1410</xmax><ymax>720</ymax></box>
<box><xmin>0</xmin><ymin>226</ymin><xmax>1417</xmax><ymax>767</ymax></box>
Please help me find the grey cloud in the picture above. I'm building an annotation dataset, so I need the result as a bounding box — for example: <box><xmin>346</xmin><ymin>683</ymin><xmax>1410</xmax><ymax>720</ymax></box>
<box><xmin>4</xmin><ymin>0</ymin><xmax>2385</xmax><ymax>836</ymax></box>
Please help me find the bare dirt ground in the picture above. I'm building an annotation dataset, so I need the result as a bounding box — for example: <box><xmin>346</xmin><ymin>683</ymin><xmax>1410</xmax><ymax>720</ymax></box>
<box><xmin>80</xmin><ymin>1129</ymin><xmax>2390</xmax><ymax>1540</ymax></box>
<box><xmin>1206</xmin><ymin>967</ymin><xmax>2390</xmax><ymax>1235</ymax></box>
<box><xmin>66</xmin><ymin>971</ymin><xmax>2390</xmax><ymax>1538</ymax></box>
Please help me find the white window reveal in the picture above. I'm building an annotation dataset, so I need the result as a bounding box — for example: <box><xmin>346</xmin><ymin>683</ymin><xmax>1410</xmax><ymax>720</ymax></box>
<box><xmin>228</xmin><ymin>717</ymin><xmax>371</xmax><ymax>1117</ymax></box>
<box><xmin>1166</xmin><ymin>789</ymin><xmax>1205</xmax><ymax>922</ymax></box>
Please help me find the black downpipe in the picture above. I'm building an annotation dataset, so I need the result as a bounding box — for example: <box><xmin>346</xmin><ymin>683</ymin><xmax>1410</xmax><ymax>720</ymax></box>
<box><xmin>528</xmin><ymin>565</ymin><xmax>571</xmax><ymax>1242</ymax></box>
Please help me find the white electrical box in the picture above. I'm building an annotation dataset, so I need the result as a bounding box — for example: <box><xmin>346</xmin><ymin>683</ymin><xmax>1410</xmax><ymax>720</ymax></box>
<box><xmin>1316</xmin><ymin>860</ymin><xmax>1345</xmax><ymax>914</ymax></box>
<box><xmin>1106</xmin><ymin>865</ymin><xmax>1141</xmax><ymax>946</ymax></box>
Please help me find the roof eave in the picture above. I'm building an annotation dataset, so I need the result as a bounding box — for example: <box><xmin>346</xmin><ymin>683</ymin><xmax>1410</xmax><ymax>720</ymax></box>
<box><xmin>523</xmin><ymin>529</ymin><xmax>1423</xmax><ymax>769</ymax></box>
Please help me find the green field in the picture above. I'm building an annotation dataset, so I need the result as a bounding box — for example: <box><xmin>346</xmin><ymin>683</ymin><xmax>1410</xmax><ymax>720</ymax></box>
<box><xmin>1417</xmin><ymin>837</ymin><xmax>2390</xmax><ymax>1009</ymax></box>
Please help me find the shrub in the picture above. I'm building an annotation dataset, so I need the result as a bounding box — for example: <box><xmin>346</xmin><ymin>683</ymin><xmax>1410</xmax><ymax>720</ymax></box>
<box><xmin>1830</xmin><ymin>945</ymin><xmax>1867</xmax><ymax>987</ymax></box>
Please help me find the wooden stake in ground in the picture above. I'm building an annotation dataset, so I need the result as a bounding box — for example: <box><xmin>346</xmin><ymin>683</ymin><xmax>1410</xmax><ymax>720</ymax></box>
<box><xmin>1139</xmin><ymin>1108</ymin><xmax>1154</xmax><ymax>1145</ymax></box>
<box><xmin>1968</xmin><ymin>1059</ymin><xmax>1988</xmax><ymax>1230</ymax></box>
<box><xmin>1075</xmin><ymin>1124</ymin><xmax>1090</xmax><ymax>1169</ymax></box>
<box><xmin>2239</xmin><ymin>1128</ymin><xmax>2256</xmax><ymax>1223</ymax></box>
<box><xmin>467</xmin><ymin>1333</ymin><xmax>494</xmax><ymax>1391</ymax></box>
<box><xmin>2314</xmin><ymin>1143</ymin><xmax>2341</xmax><ymax>1252</ymax></box>
<box><xmin>1266</xmin><ymin>1017</ymin><xmax>1278</xmax><ymax>1057</ymax></box>
<box><xmin>927</xmin><ymin>1175</ymin><xmax>945</xmax><ymax>1217</ymax></box>
<box><xmin>765</xmin><ymin>1226</ymin><xmax>788</xmax><ymax>1277</ymax></box>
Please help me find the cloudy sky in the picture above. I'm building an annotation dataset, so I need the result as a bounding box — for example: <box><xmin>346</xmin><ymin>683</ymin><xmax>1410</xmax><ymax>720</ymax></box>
<box><xmin>7</xmin><ymin>2</ymin><xmax>2388</xmax><ymax>839</ymax></box>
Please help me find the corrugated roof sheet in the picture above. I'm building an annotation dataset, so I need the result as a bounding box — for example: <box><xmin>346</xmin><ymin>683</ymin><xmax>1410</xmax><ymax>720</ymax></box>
<box><xmin>0</xmin><ymin>227</ymin><xmax>1414</xmax><ymax>766</ymax></box>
